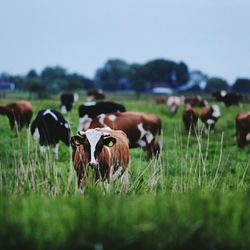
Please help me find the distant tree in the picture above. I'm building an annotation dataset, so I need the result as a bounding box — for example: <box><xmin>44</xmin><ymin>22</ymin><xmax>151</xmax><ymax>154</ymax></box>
<box><xmin>137</xmin><ymin>59</ymin><xmax>189</xmax><ymax>87</ymax></box>
<box><xmin>174</xmin><ymin>62</ymin><xmax>189</xmax><ymax>86</ymax></box>
<box><xmin>204</xmin><ymin>77</ymin><xmax>229</xmax><ymax>93</ymax></box>
<box><xmin>130</xmin><ymin>64</ymin><xmax>148</xmax><ymax>98</ymax></box>
<box><xmin>26</xmin><ymin>69</ymin><xmax>38</xmax><ymax>78</ymax></box>
<box><xmin>94</xmin><ymin>59</ymin><xmax>131</xmax><ymax>90</ymax></box>
<box><xmin>232</xmin><ymin>78</ymin><xmax>250</xmax><ymax>93</ymax></box>
<box><xmin>27</xmin><ymin>79</ymin><xmax>46</xmax><ymax>98</ymax></box>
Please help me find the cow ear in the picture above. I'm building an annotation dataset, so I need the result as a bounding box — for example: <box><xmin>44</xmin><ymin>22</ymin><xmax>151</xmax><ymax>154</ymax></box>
<box><xmin>71</xmin><ymin>136</ymin><xmax>84</xmax><ymax>147</ymax></box>
<box><xmin>103</xmin><ymin>137</ymin><xmax>116</xmax><ymax>147</ymax></box>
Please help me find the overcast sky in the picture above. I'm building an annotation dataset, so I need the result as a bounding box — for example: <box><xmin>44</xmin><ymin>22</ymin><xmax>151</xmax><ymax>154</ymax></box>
<box><xmin>0</xmin><ymin>0</ymin><xmax>249</xmax><ymax>83</ymax></box>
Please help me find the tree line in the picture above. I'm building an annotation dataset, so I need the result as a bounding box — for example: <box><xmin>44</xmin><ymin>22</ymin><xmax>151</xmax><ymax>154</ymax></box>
<box><xmin>0</xmin><ymin>58</ymin><xmax>249</xmax><ymax>97</ymax></box>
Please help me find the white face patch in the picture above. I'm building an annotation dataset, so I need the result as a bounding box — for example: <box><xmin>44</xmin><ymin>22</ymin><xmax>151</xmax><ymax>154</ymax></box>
<box><xmin>78</xmin><ymin>115</ymin><xmax>92</xmax><ymax>131</ymax></box>
<box><xmin>212</xmin><ymin>105</ymin><xmax>221</xmax><ymax>118</ymax></box>
<box><xmin>33</xmin><ymin>127</ymin><xmax>40</xmax><ymax>142</ymax></box>
<box><xmin>64</xmin><ymin>123</ymin><xmax>70</xmax><ymax>129</ymax></box>
<box><xmin>206</xmin><ymin>119</ymin><xmax>215</xmax><ymax>125</ymax></box>
<box><xmin>61</xmin><ymin>105</ymin><xmax>67</xmax><ymax>114</ymax></box>
<box><xmin>85</xmin><ymin>129</ymin><xmax>103</xmax><ymax>165</ymax></box>
<box><xmin>43</xmin><ymin>109</ymin><xmax>58</xmax><ymax>121</ymax></box>
<box><xmin>246</xmin><ymin>133</ymin><xmax>250</xmax><ymax>141</ymax></box>
<box><xmin>221</xmin><ymin>90</ymin><xmax>227</xmax><ymax>97</ymax></box>
<box><xmin>108</xmin><ymin>114</ymin><xmax>117</xmax><ymax>121</ymax></box>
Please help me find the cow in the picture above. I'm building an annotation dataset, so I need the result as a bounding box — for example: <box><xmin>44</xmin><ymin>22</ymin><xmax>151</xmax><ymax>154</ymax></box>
<box><xmin>31</xmin><ymin>109</ymin><xmax>71</xmax><ymax>158</ymax></box>
<box><xmin>78</xmin><ymin>101</ymin><xmax>126</xmax><ymax>131</ymax></box>
<box><xmin>155</xmin><ymin>96</ymin><xmax>167</xmax><ymax>104</ymax></box>
<box><xmin>88</xmin><ymin>112</ymin><xmax>161</xmax><ymax>159</ymax></box>
<box><xmin>71</xmin><ymin>128</ymin><xmax>130</xmax><ymax>189</ymax></box>
<box><xmin>0</xmin><ymin>100</ymin><xmax>33</xmax><ymax>130</ymax></box>
<box><xmin>184</xmin><ymin>96</ymin><xmax>208</xmax><ymax>108</ymax></box>
<box><xmin>235</xmin><ymin>112</ymin><xmax>250</xmax><ymax>148</ymax></box>
<box><xmin>60</xmin><ymin>93</ymin><xmax>79</xmax><ymax>114</ymax></box>
<box><xmin>212</xmin><ymin>91</ymin><xmax>241</xmax><ymax>107</ymax></box>
<box><xmin>200</xmin><ymin>105</ymin><xmax>221</xmax><ymax>130</ymax></box>
<box><xmin>182</xmin><ymin>105</ymin><xmax>199</xmax><ymax>133</ymax></box>
<box><xmin>87</xmin><ymin>89</ymin><xmax>105</xmax><ymax>101</ymax></box>
<box><xmin>166</xmin><ymin>96</ymin><xmax>185</xmax><ymax>114</ymax></box>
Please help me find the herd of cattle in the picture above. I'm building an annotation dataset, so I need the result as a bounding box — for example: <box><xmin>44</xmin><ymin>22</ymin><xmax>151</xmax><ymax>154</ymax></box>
<box><xmin>0</xmin><ymin>90</ymin><xmax>248</xmax><ymax>189</ymax></box>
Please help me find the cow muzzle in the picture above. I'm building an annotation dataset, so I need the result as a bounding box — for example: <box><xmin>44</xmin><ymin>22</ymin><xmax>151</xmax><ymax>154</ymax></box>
<box><xmin>89</xmin><ymin>162</ymin><xmax>98</xmax><ymax>169</ymax></box>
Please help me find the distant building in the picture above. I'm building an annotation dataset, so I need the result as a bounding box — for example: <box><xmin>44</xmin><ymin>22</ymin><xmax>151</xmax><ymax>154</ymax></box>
<box><xmin>151</xmin><ymin>83</ymin><xmax>173</xmax><ymax>94</ymax></box>
<box><xmin>0</xmin><ymin>81</ymin><xmax>15</xmax><ymax>91</ymax></box>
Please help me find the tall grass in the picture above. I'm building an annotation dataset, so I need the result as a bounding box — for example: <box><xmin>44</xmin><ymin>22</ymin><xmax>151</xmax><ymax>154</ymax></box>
<box><xmin>0</xmin><ymin>94</ymin><xmax>250</xmax><ymax>249</ymax></box>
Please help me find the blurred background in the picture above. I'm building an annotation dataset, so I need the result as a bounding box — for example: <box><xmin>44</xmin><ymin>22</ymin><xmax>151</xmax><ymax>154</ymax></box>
<box><xmin>0</xmin><ymin>0</ymin><xmax>250</xmax><ymax>97</ymax></box>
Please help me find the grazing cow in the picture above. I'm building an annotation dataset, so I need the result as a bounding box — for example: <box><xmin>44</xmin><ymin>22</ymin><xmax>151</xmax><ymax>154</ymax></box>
<box><xmin>31</xmin><ymin>109</ymin><xmax>70</xmax><ymax>157</ymax></box>
<box><xmin>60</xmin><ymin>93</ymin><xmax>79</xmax><ymax>114</ymax></box>
<box><xmin>200</xmin><ymin>105</ymin><xmax>221</xmax><ymax>130</ymax></box>
<box><xmin>212</xmin><ymin>91</ymin><xmax>241</xmax><ymax>107</ymax></box>
<box><xmin>71</xmin><ymin>128</ymin><xmax>130</xmax><ymax>189</ymax></box>
<box><xmin>78</xmin><ymin>101</ymin><xmax>126</xmax><ymax>131</ymax></box>
<box><xmin>87</xmin><ymin>89</ymin><xmax>105</xmax><ymax>101</ymax></box>
<box><xmin>0</xmin><ymin>101</ymin><xmax>33</xmax><ymax>130</ymax></box>
<box><xmin>182</xmin><ymin>105</ymin><xmax>199</xmax><ymax>133</ymax></box>
<box><xmin>89</xmin><ymin>112</ymin><xmax>161</xmax><ymax>159</ymax></box>
<box><xmin>166</xmin><ymin>96</ymin><xmax>185</xmax><ymax>114</ymax></box>
<box><xmin>185</xmin><ymin>96</ymin><xmax>208</xmax><ymax>108</ymax></box>
<box><xmin>235</xmin><ymin>112</ymin><xmax>250</xmax><ymax>148</ymax></box>
<box><xmin>155</xmin><ymin>96</ymin><xmax>167</xmax><ymax>104</ymax></box>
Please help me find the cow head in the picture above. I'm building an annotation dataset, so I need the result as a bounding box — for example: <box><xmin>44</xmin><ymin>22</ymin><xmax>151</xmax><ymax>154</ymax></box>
<box><xmin>71</xmin><ymin>129</ymin><xmax>116</xmax><ymax>169</ymax></box>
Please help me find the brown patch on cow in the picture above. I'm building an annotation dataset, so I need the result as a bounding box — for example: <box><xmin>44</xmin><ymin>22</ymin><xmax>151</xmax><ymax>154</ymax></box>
<box><xmin>182</xmin><ymin>106</ymin><xmax>199</xmax><ymax>133</ymax></box>
<box><xmin>89</xmin><ymin>112</ymin><xmax>161</xmax><ymax>159</ymax></box>
<box><xmin>235</xmin><ymin>112</ymin><xmax>250</xmax><ymax>148</ymax></box>
<box><xmin>0</xmin><ymin>100</ymin><xmax>33</xmax><ymax>130</ymax></box>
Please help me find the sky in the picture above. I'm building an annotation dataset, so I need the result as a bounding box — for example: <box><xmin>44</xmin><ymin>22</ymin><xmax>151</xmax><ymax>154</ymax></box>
<box><xmin>0</xmin><ymin>0</ymin><xmax>249</xmax><ymax>84</ymax></box>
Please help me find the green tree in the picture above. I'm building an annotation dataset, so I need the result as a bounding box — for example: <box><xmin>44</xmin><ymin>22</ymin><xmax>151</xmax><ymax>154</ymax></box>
<box><xmin>204</xmin><ymin>77</ymin><xmax>229</xmax><ymax>92</ymax></box>
<box><xmin>94</xmin><ymin>59</ymin><xmax>131</xmax><ymax>90</ymax></box>
<box><xmin>232</xmin><ymin>78</ymin><xmax>250</xmax><ymax>93</ymax></box>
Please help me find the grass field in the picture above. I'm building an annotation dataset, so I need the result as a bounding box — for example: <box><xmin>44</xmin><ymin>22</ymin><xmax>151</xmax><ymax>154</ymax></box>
<box><xmin>0</xmin><ymin>92</ymin><xmax>250</xmax><ymax>250</ymax></box>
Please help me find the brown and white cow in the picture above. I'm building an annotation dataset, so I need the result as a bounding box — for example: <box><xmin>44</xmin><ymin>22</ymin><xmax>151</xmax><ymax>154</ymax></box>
<box><xmin>71</xmin><ymin>128</ymin><xmax>130</xmax><ymax>189</ymax></box>
<box><xmin>235</xmin><ymin>112</ymin><xmax>250</xmax><ymax>148</ymax></box>
<box><xmin>87</xmin><ymin>89</ymin><xmax>105</xmax><ymax>101</ymax></box>
<box><xmin>166</xmin><ymin>96</ymin><xmax>185</xmax><ymax>114</ymax></box>
<box><xmin>0</xmin><ymin>101</ymin><xmax>33</xmax><ymax>130</ymax></box>
<box><xmin>184</xmin><ymin>96</ymin><xmax>208</xmax><ymax>108</ymax></box>
<box><xmin>200</xmin><ymin>105</ymin><xmax>221</xmax><ymax>130</ymax></box>
<box><xmin>182</xmin><ymin>105</ymin><xmax>199</xmax><ymax>133</ymax></box>
<box><xmin>88</xmin><ymin>112</ymin><xmax>161</xmax><ymax>159</ymax></box>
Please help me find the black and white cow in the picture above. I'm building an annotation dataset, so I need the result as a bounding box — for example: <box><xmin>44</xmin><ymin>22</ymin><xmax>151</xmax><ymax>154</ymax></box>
<box><xmin>31</xmin><ymin>109</ymin><xmax>71</xmax><ymax>158</ymax></box>
<box><xmin>60</xmin><ymin>93</ymin><xmax>79</xmax><ymax>114</ymax></box>
<box><xmin>78</xmin><ymin>101</ymin><xmax>126</xmax><ymax>131</ymax></box>
<box><xmin>212</xmin><ymin>91</ymin><xmax>241</xmax><ymax>107</ymax></box>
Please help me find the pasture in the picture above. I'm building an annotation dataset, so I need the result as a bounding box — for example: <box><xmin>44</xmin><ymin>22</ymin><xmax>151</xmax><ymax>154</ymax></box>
<box><xmin>0</xmin><ymin>92</ymin><xmax>250</xmax><ymax>250</ymax></box>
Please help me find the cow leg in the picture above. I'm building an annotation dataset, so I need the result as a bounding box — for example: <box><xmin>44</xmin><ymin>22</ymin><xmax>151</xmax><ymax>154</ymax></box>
<box><xmin>77</xmin><ymin>165</ymin><xmax>87</xmax><ymax>191</ymax></box>
<box><xmin>53</xmin><ymin>144</ymin><xmax>59</xmax><ymax>159</ymax></box>
<box><xmin>120</xmin><ymin>169</ymin><xmax>130</xmax><ymax>189</ymax></box>
<box><xmin>111</xmin><ymin>166</ymin><xmax>123</xmax><ymax>181</ymax></box>
<box><xmin>40</xmin><ymin>145</ymin><xmax>46</xmax><ymax>154</ymax></box>
<box><xmin>237</xmin><ymin>129</ymin><xmax>247</xmax><ymax>148</ymax></box>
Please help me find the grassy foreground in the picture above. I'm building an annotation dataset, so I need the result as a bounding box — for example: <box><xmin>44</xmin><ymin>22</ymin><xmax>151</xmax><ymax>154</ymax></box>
<box><xmin>1</xmin><ymin>192</ymin><xmax>250</xmax><ymax>250</ymax></box>
<box><xmin>0</xmin><ymin>92</ymin><xmax>250</xmax><ymax>249</ymax></box>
